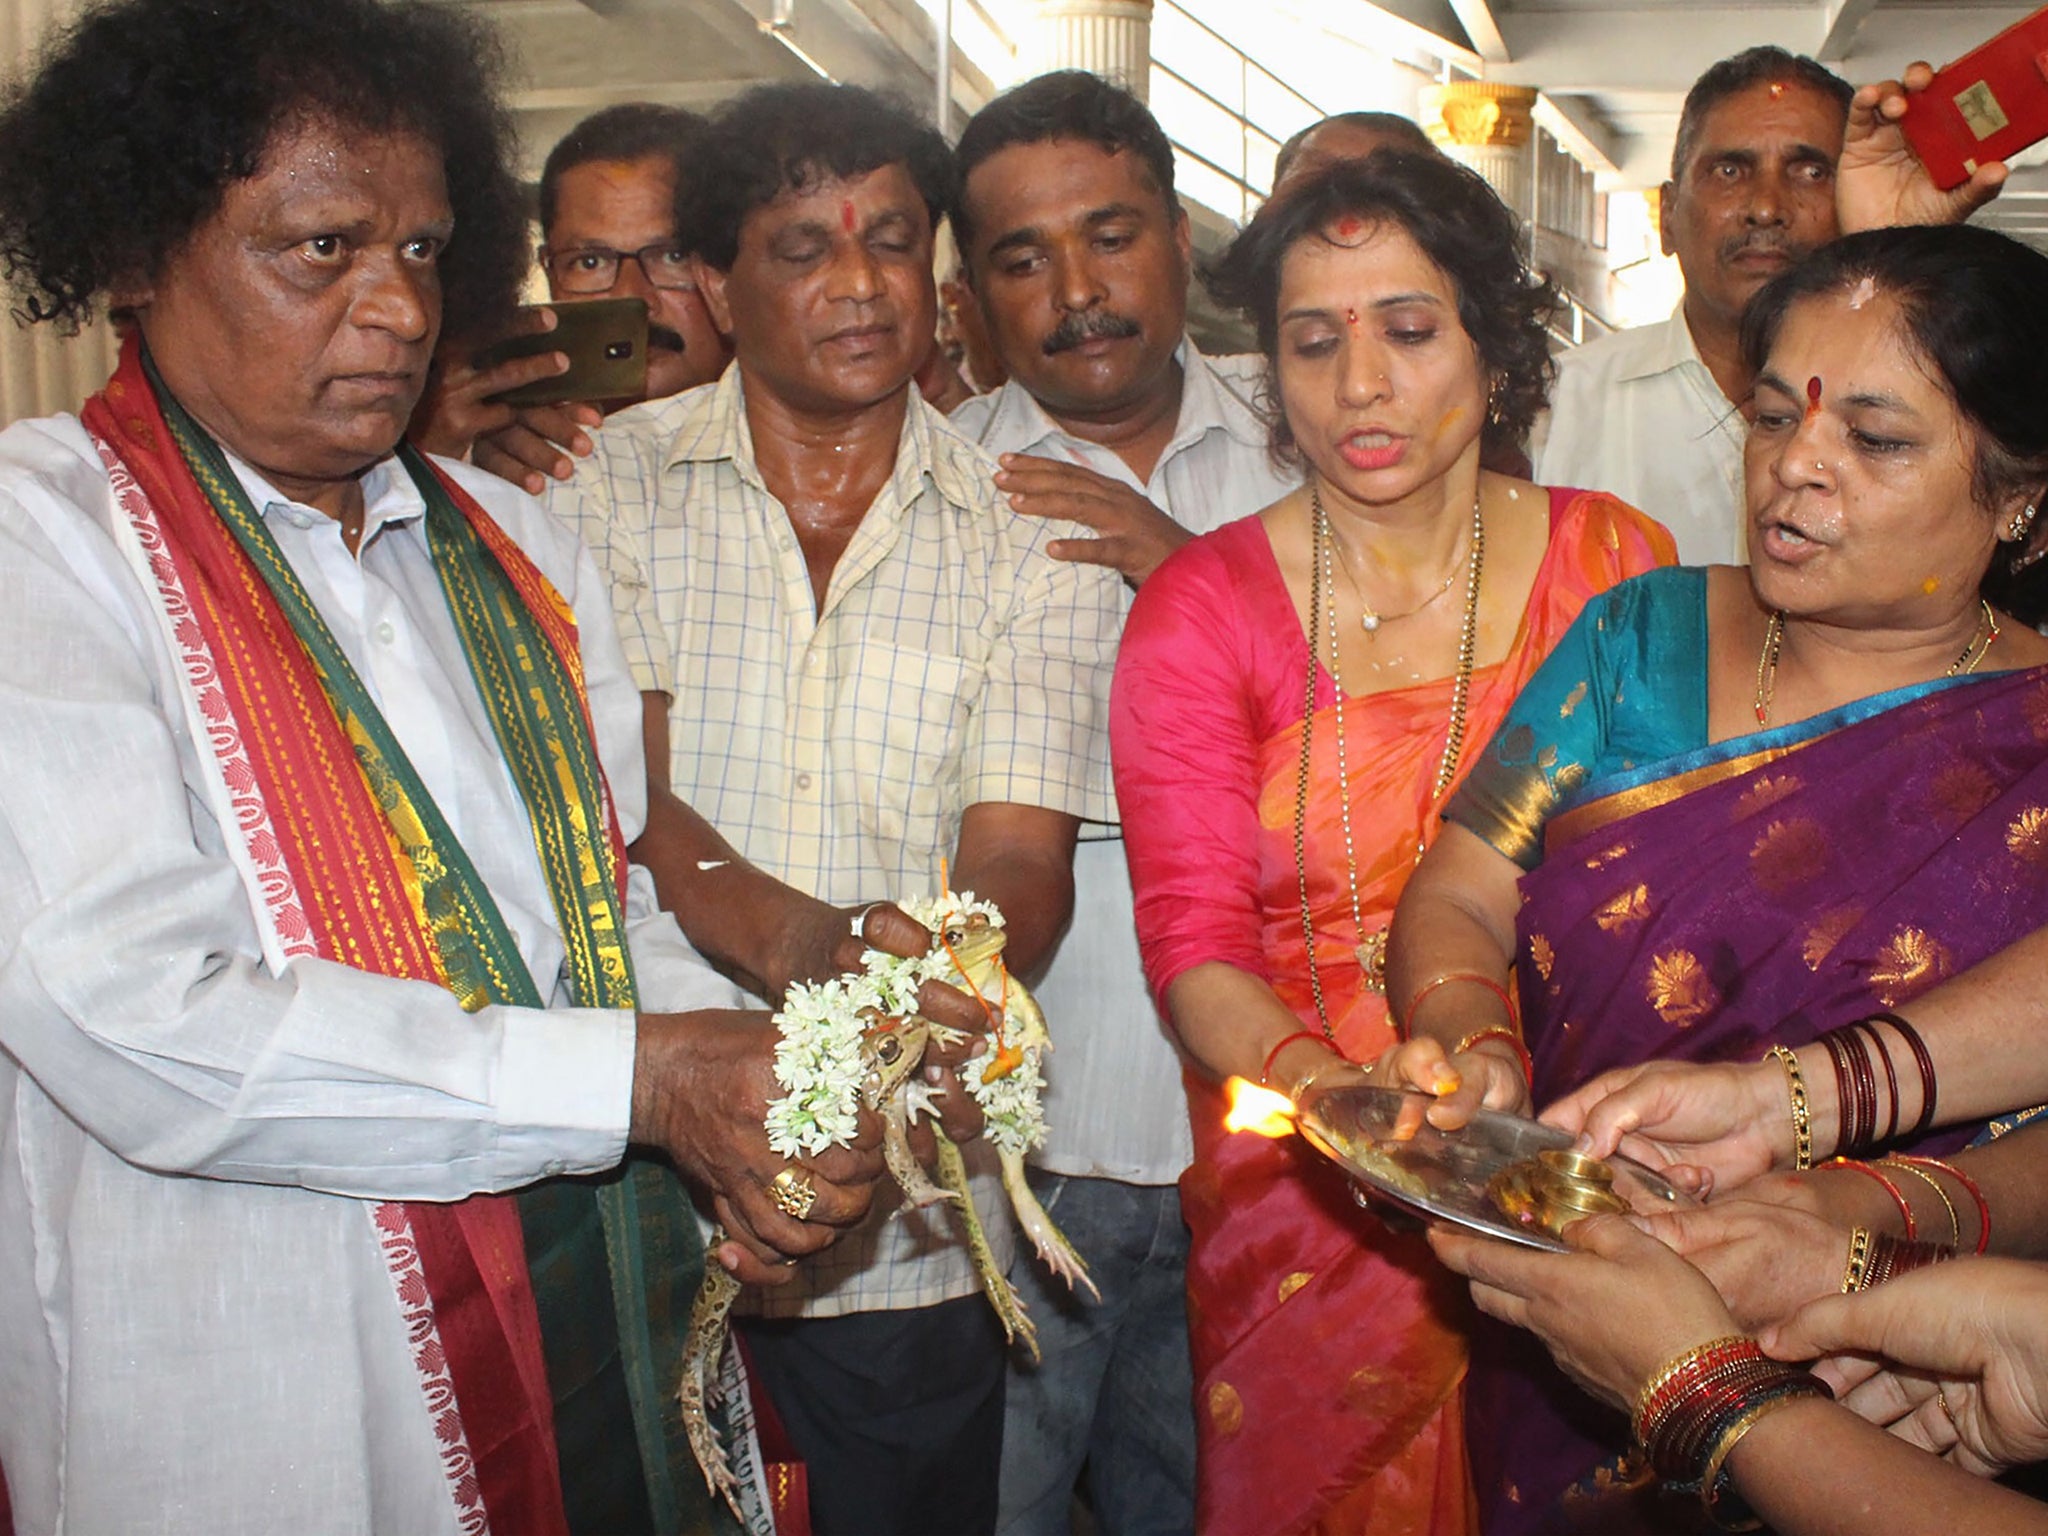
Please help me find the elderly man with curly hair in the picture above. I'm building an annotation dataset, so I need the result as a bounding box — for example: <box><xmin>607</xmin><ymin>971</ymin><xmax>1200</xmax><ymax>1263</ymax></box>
<box><xmin>0</xmin><ymin>3</ymin><xmax>890</xmax><ymax>1533</ymax></box>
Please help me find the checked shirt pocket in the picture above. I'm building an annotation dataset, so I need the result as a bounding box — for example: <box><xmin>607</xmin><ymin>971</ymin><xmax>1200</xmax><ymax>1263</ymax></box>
<box><xmin>843</xmin><ymin>638</ymin><xmax>984</xmax><ymax>850</ymax></box>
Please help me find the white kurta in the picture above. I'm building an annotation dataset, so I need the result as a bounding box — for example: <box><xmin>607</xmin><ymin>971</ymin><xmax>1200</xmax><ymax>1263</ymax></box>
<box><xmin>1531</xmin><ymin>306</ymin><xmax>1749</xmax><ymax>567</ymax></box>
<box><xmin>0</xmin><ymin>413</ymin><xmax>739</xmax><ymax>1535</ymax></box>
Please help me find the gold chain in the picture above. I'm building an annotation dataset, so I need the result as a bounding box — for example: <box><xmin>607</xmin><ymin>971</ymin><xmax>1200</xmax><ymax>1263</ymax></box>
<box><xmin>1330</xmin><ymin>521</ymin><xmax>1472</xmax><ymax>638</ymax></box>
<box><xmin>1294</xmin><ymin>482</ymin><xmax>1484</xmax><ymax>1034</ymax></box>
<box><xmin>1754</xmin><ymin>599</ymin><xmax>1999</xmax><ymax>727</ymax></box>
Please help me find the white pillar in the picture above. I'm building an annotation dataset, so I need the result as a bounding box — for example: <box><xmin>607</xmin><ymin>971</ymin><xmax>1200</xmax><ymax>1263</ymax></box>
<box><xmin>1030</xmin><ymin>0</ymin><xmax>1153</xmax><ymax>101</ymax></box>
<box><xmin>1417</xmin><ymin>82</ymin><xmax>1540</xmax><ymax>225</ymax></box>
<box><xmin>1</xmin><ymin>0</ymin><xmax>119</xmax><ymax>428</ymax></box>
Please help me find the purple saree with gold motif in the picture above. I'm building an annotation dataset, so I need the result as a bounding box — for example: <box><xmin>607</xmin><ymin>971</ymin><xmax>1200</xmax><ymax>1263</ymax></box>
<box><xmin>1444</xmin><ymin>568</ymin><xmax>2048</xmax><ymax>1533</ymax></box>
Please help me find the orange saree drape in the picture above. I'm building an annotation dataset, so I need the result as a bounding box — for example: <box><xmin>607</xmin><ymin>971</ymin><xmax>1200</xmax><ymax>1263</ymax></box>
<box><xmin>1117</xmin><ymin>488</ymin><xmax>1675</xmax><ymax>1536</ymax></box>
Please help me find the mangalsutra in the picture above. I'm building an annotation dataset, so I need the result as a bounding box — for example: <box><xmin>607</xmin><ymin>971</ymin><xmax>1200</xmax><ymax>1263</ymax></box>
<box><xmin>1754</xmin><ymin>599</ymin><xmax>1999</xmax><ymax>727</ymax></box>
<box><xmin>1294</xmin><ymin>483</ymin><xmax>1484</xmax><ymax>1026</ymax></box>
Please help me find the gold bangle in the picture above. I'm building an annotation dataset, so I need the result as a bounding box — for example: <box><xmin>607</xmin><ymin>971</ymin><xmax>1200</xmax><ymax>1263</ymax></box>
<box><xmin>1879</xmin><ymin>1158</ymin><xmax>1961</xmax><ymax>1248</ymax></box>
<box><xmin>1699</xmin><ymin>1393</ymin><xmax>1816</xmax><ymax>1530</ymax></box>
<box><xmin>1765</xmin><ymin>1045</ymin><xmax>1812</xmax><ymax>1171</ymax></box>
<box><xmin>1632</xmin><ymin>1334</ymin><xmax>1754</xmax><ymax>1428</ymax></box>
<box><xmin>1840</xmin><ymin>1226</ymin><xmax>1873</xmax><ymax>1293</ymax></box>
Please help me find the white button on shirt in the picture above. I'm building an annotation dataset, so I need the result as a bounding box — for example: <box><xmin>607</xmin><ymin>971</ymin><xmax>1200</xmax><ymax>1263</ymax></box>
<box><xmin>953</xmin><ymin>340</ymin><xmax>1300</xmax><ymax>1184</ymax></box>
<box><xmin>1532</xmin><ymin>305</ymin><xmax>1749</xmax><ymax>567</ymax></box>
<box><xmin>0</xmin><ymin>414</ymin><xmax>740</xmax><ymax>1536</ymax></box>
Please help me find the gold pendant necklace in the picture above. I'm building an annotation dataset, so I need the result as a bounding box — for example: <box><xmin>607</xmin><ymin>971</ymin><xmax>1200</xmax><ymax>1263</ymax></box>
<box><xmin>1332</xmin><ymin>522</ymin><xmax>1472</xmax><ymax>638</ymax></box>
<box><xmin>1753</xmin><ymin>599</ymin><xmax>1999</xmax><ymax>727</ymax></box>
<box><xmin>1294</xmin><ymin>483</ymin><xmax>1484</xmax><ymax>1029</ymax></box>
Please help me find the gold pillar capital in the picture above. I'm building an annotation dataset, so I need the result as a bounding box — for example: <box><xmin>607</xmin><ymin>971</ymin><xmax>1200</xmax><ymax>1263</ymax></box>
<box><xmin>1418</xmin><ymin>81</ymin><xmax>1538</xmax><ymax>151</ymax></box>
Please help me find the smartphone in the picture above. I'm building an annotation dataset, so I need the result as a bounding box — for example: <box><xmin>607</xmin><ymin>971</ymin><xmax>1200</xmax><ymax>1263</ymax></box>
<box><xmin>1899</xmin><ymin>4</ymin><xmax>2048</xmax><ymax>190</ymax></box>
<box><xmin>475</xmin><ymin>297</ymin><xmax>649</xmax><ymax>406</ymax></box>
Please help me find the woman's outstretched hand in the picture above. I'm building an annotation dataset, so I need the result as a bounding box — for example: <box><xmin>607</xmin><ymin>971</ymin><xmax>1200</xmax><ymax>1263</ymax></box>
<box><xmin>1541</xmin><ymin>1056</ymin><xmax>1800</xmax><ymax>1199</ymax></box>
<box><xmin>1428</xmin><ymin>1212</ymin><xmax>1740</xmax><ymax>1412</ymax></box>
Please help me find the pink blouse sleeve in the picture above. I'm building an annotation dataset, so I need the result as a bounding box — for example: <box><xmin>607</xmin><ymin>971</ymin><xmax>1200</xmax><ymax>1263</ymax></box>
<box><xmin>1112</xmin><ymin>533</ymin><xmax>1272</xmax><ymax>1012</ymax></box>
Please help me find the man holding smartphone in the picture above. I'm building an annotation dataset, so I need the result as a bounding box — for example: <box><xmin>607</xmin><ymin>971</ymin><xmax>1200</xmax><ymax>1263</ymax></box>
<box><xmin>412</xmin><ymin>104</ymin><xmax>735</xmax><ymax>492</ymax></box>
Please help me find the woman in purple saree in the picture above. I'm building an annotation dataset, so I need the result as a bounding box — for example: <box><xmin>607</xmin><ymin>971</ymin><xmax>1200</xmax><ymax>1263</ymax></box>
<box><xmin>1375</xmin><ymin>224</ymin><xmax>2048</xmax><ymax>1533</ymax></box>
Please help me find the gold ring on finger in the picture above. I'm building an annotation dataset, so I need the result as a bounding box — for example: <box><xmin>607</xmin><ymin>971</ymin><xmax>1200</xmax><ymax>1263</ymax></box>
<box><xmin>1935</xmin><ymin>1383</ymin><xmax>1961</xmax><ymax>1434</ymax></box>
<box><xmin>769</xmin><ymin>1166</ymin><xmax>819</xmax><ymax>1221</ymax></box>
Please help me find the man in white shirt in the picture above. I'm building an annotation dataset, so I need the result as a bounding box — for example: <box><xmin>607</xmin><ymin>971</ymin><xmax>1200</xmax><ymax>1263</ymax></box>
<box><xmin>0</xmin><ymin>4</ymin><xmax>880</xmax><ymax>1533</ymax></box>
<box><xmin>1536</xmin><ymin>46</ymin><xmax>2009</xmax><ymax>564</ymax></box>
<box><xmin>949</xmin><ymin>71</ymin><xmax>1297</xmax><ymax>1535</ymax></box>
<box><xmin>551</xmin><ymin>81</ymin><xmax>1125</xmax><ymax>1536</ymax></box>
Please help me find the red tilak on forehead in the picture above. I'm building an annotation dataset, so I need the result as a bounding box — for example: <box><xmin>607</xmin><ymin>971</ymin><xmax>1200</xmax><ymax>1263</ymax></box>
<box><xmin>841</xmin><ymin>200</ymin><xmax>857</xmax><ymax>233</ymax></box>
<box><xmin>1806</xmin><ymin>375</ymin><xmax>1823</xmax><ymax>417</ymax></box>
<box><xmin>1769</xmin><ymin>82</ymin><xmax>1786</xmax><ymax>98</ymax></box>
<box><xmin>1334</xmin><ymin>215</ymin><xmax>1364</xmax><ymax>239</ymax></box>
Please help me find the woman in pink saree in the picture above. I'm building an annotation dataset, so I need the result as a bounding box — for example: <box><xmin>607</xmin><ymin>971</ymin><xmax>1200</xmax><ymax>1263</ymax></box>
<box><xmin>1385</xmin><ymin>224</ymin><xmax>2048</xmax><ymax>1533</ymax></box>
<box><xmin>1110</xmin><ymin>154</ymin><xmax>1673</xmax><ymax>1535</ymax></box>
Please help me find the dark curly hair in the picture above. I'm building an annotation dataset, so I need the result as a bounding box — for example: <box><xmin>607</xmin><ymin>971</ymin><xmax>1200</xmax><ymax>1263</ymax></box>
<box><xmin>683</xmin><ymin>81</ymin><xmax>955</xmax><ymax>271</ymax></box>
<box><xmin>1202</xmin><ymin>150</ymin><xmax>1559</xmax><ymax>466</ymax></box>
<box><xmin>952</xmin><ymin>70</ymin><xmax>1176</xmax><ymax>253</ymax></box>
<box><xmin>0</xmin><ymin>0</ymin><xmax>527</xmax><ymax>341</ymax></box>
<box><xmin>1741</xmin><ymin>224</ymin><xmax>2048</xmax><ymax>623</ymax></box>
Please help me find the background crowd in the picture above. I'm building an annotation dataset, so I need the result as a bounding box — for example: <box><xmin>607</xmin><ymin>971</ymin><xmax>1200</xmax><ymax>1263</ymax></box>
<box><xmin>1</xmin><ymin>1</ymin><xmax>2046</xmax><ymax>1534</ymax></box>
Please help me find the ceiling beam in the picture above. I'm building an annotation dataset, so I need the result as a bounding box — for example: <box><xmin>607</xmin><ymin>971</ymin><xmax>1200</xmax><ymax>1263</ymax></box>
<box><xmin>1446</xmin><ymin>0</ymin><xmax>1509</xmax><ymax>62</ymax></box>
<box><xmin>1817</xmin><ymin>0</ymin><xmax>1881</xmax><ymax>61</ymax></box>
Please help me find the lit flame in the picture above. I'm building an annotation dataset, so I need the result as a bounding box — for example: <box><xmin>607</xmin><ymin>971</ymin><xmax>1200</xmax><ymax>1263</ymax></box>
<box><xmin>1223</xmin><ymin>1077</ymin><xmax>1299</xmax><ymax>1138</ymax></box>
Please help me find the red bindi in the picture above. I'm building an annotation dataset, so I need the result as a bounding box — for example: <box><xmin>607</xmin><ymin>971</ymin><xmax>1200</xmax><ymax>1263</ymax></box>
<box><xmin>1345</xmin><ymin>307</ymin><xmax>1359</xmax><ymax>327</ymax></box>
<box><xmin>840</xmin><ymin>200</ymin><xmax>857</xmax><ymax>233</ymax></box>
<box><xmin>1805</xmin><ymin>375</ymin><xmax>1823</xmax><ymax>418</ymax></box>
<box><xmin>1335</xmin><ymin>215</ymin><xmax>1364</xmax><ymax>239</ymax></box>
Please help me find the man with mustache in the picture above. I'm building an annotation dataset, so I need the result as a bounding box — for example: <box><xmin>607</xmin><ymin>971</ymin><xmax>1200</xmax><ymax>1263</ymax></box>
<box><xmin>948</xmin><ymin>71</ymin><xmax>1296</xmax><ymax>1536</ymax></box>
<box><xmin>1535</xmin><ymin>46</ymin><xmax>2006</xmax><ymax>564</ymax></box>
<box><xmin>548</xmin><ymin>80</ymin><xmax>1125</xmax><ymax>1535</ymax></box>
<box><xmin>413</xmin><ymin>104</ymin><xmax>735</xmax><ymax>495</ymax></box>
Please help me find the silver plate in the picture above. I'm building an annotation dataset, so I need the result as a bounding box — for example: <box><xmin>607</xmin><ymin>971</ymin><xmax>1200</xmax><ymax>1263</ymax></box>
<box><xmin>1294</xmin><ymin>1082</ymin><xmax>1692</xmax><ymax>1252</ymax></box>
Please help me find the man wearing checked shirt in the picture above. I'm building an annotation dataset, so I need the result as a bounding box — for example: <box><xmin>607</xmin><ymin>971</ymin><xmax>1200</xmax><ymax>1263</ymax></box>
<box><xmin>549</xmin><ymin>81</ymin><xmax>1123</xmax><ymax>1536</ymax></box>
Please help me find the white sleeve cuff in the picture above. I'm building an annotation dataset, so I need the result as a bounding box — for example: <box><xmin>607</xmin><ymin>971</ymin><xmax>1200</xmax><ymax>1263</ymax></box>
<box><xmin>491</xmin><ymin>1005</ymin><xmax>636</xmax><ymax>1178</ymax></box>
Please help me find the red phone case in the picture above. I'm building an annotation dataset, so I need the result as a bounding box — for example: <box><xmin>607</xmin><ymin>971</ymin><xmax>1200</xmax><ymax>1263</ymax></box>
<box><xmin>1900</xmin><ymin>3</ymin><xmax>2048</xmax><ymax>190</ymax></box>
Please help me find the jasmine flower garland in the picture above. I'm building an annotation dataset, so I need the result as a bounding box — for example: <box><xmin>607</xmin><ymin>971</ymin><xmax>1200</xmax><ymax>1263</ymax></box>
<box><xmin>763</xmin><ymin>890</ymin><xmax>1047</xmax><ymax>1159</ymax></box>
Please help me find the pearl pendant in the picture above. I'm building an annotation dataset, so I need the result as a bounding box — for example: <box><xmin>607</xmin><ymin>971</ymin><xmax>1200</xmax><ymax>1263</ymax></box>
<box><xmin>1360</xmin><ymin>612</ymin><xmax>1381</xmax><ymax>636</ymax></box>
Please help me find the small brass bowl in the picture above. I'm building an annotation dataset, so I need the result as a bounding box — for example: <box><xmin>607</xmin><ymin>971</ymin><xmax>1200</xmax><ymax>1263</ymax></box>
<box><xmin>1537</xmin><ymin>1148</ymin><xmax>1615</xmax><ymax>1186</ymax></box>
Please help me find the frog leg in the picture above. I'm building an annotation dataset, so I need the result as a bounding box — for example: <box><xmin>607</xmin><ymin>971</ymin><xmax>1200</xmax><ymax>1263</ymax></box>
<box><xmin>999</xmin><ymin>1148</ymin><xmax>1099</xmax><ymax>1301</ymax></box>
<box><xmin>884</xmin><ymin>1087</ymin><xmax>958</xmax><ymax>1208</ymax></box>
<box><xmin>935</xmin><ymin>1128</ymin><xmax>1039</xmax><ymax>1362</ymax></box>
<box><xmin>678</xmin><ymin>1230</ymin><xmax>746</xmax><ymax>1518</ymax></box>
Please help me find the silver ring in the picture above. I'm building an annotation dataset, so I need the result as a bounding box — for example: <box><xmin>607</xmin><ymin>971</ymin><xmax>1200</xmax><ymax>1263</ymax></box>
<box><xmin>850</xmin><ymin>902</ymin><xmax>887</xmax><ymax>941</ymax></box>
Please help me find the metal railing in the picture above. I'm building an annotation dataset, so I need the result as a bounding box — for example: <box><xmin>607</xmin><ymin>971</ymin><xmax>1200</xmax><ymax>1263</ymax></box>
<box><xmin>1149</xmin><ymin>0</ymin><xmax>1324</xmax><ymax>223</ymax></box>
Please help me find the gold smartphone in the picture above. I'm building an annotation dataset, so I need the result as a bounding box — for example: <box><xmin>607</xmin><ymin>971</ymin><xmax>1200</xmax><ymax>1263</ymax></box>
<box><xmin>476</xmin><ymin>297</ymin><xmax>649</xmax><ymax>406</ymax></box>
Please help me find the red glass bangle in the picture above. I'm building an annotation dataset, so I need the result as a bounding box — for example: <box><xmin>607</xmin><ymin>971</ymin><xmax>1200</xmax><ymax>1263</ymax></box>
<box><xmin>1818</xmin><ymin>1031</ymin><xmax>1863</xmax><ymax>1156</ymax></box>
<box><xmin>1892</xmin><ymin>1155</ymin><xmax>1990</xmax><ymax>1254</ymax></box>
<box><xmin>1846</xmin><ymin>1017</ymin><xmax>1901</xmax><ymax>1143</ymax></box>
<box><xmin>1259</xmin><ymin>1030</ymin><xmax>1330</xmax><ymax>1090</ymax></box>
<box><xmin>1820</xmin><ymin>1158</ymin><xmax>1917</xmax><ymax>1240</ymax></box>
<box><xmin>1400</xmin><ymin>970</ymin><xmax>1518</xmax><ymax>1033</ymax></box>
<box><xmin>1454</xmin><ymin>1026</ymin><xmax>1535</xmax><ymax>1088</ymax></box>
<box><xmin>1871</xmin><ymin>1010</ymin><xmax>1938</xmax><ymax>1138</ymax></box>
